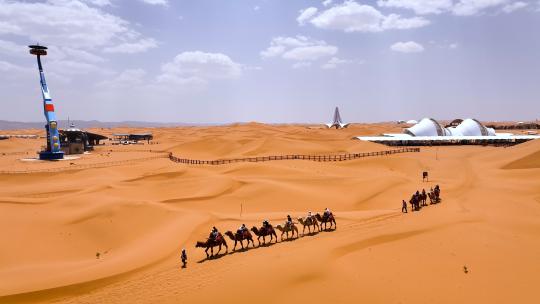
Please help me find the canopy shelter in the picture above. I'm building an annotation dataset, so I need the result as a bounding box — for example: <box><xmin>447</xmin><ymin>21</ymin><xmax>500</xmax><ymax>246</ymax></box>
<box><xmin>112</xmin><ymin>133</ymin><xmax>153</xmax><ymax>144</ymax></box>
<box><xmin>59</xmin><ymin>128</ymin><xmax>107</xmax><ymax>154</ymax></box>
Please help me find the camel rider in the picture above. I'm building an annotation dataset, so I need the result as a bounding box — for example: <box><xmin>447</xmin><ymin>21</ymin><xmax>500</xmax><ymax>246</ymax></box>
<box><xmin>324</xmin><ymin>208</ymin><xmax>332</xmax><ymax>220</ymax></box>
<box><xmin>307</xmin><ymin>211</ymin><xmax>313</xmax><ymax>221</ymax></box>
<box><xmin>286</xmin><ymin>215</ymin><xmax>293</xmax><ymax>228</ymax></box>
<box><xmin>263</xmin><ymin>219</ymin><xmax>270</xmax><ymax>231</ymax></box>
<box><xmin>237</xmin><ymin>224</ymin><xmax>247</xmax><ymax>236</ymax></box>
<box><xmin>209</xmin><ymin>226</ymin><xmax>219</xmax><ymax>241</ymax></box>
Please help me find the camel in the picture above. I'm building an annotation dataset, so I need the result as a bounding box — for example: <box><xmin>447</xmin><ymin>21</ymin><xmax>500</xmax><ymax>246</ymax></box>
<box><xmin>195</xmin><ymin>233</ymin><xmax>228</xmax><ymax>258</ymax></box>
<box><xmin>224</xmin><ymin>230</ymin><xmax>255</xmax><ymax>250</ymax></box>
<box><xmin>251</xmin><ymin>226</ymin><xmax>278</xmax><ymax>245</ymax></box>
<box><xmin>421</xmin><ymin>191</ymin><xmax>428</xmax><ymax>206</ymax></box>
<box><xmin>297</xmin><ymin>216</ymin><xmax>319</xmax><ymax>235</ymax></box>
<box><xmin>410</xmin><ymin>194</ymin><xmax>421</xmax><ymax>211</ymax></box>
<box><xmin>275</xmin><ymin>222</ymin><xmax>299</xmax><ymax>240</ymax></box>
<box><xmin>428</xmin><ymin>191</ymin><xmax>441</xmax><ymax>204</ymax></box>
<box><xmin>315</xmin><ymin>212</ymin><xmax>336</xmax><ymax>230</ymax></box>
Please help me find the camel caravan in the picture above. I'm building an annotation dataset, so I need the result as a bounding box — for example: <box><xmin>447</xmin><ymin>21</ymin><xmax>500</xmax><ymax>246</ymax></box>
<box><xmin>195</xmin><ymin>209</ymin><xmax>336</xmax><ymax>258</ymax></box>
<box><xmin>402</xmin><ymin>185</ymin><xmax>442</xmax><ymax>213</ymax></box>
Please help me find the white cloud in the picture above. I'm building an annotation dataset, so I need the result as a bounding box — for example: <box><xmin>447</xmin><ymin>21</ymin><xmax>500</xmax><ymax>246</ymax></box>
<box><xmin>254</xmin><ymin>5</ymin><xmax>260</xmax><ymax>11</ymax></box>
<box><xmin>48</xmin><ymin>59</ymin><xmax>112</xmax><ymax>76</ymax></box>
<box><xmin>449</xmin><ymin>43</ymin><xmax>459</xmax><ymax>49</ymax></box>
<box><xmin>452</xmin><ymin>0</ymin><xmax>509</xmax><ymax>16</ymax></box>
<box><xmin>103</xmin><ymin>38</ymin><xmax>158</xmax><ymax>54</ymax></box>
<box><xmin>377</xmin><ymin>0</ymin><xmax>453</xmax><ymax>15</ymax></box>
<box><xmin>0</xmin><ymin>37</ymin><xmax>108</xmax><ymax>84</ymax></box>
<box><xmin>0</xmin><ymin>39</ymin><xmax>26</xmax><ymax>57</ymax></box>
<box><xmin>139</xmin><ymin>0</ymin><xmax>168</xmax><ymax>6</ymax></box>
<box><xmin>0</xmin><ymin>61</ymin><xmax>32</xmax><ymax>74</ymax></box>
<box><xmin>323</xmin><ymin>0</ymin><xmax>334</xmax><ymax>7</ymax></box>
<box><xmin>390</xmin><ymin>41</ymin><xmax>425</xmax><ymax>53</ymax></box>
<box><xmin>62</xmin><ymin>47</ymin><xmax>106</xmax><ymax>63</ymax></box>
<box><xmin>377</xmin><ymin>0</ymin><xmax>523</xmax><ymax>15</ymax></box>
<box><xmin>83</xmin><ymin>0</ymin><xmax>113</xmax><ymax>6</ymax></box>
<box><xmin>0</xmin><ymin>20</ymin><xmax>21</xmax><ymax>34</ymax></box>
<box><xmin>158</xmin><ymin>51</ymin><xmax>244</xmax><ymax>85</ymax></box>
<box><xmin>97</xmin><ymin>68</ymin><xmax>146</xmax><ymax>88</ymax></box>
<box><xmin>283</xmin><ymin>45</ymin><xmax>338</xmax><ymax>61</ymax></box>
<box><xmin>261</xmin><ymin>36</ymin><xmax>338</xmax><ymax>62</ymax></box>
<box><xmin>297</xmin><ymin>7</ymin><xmax>318</xmax><ymax>25</ymax></box>
<box><xmin>260</xmin><ymin>45</ymin><xmax>286</xmax><ymax>58</ymax></box>
<box><xmin>308</xmin><ymin>1</ymin><xmax>430</xmax><ymax>32</ymax></box>
<box><xmin>292</xmin><ymin>62</ymin><xmax>312</xmax><ymax>69</ymax></box>
<box><xmin>0</xmin><ymin>0</ymin><xmax>155</xmax><ymax>52</ymax></box>
<box><xmin>321</xmin><ymin>57</ymin><xmax>351</xmax><ymax>69</ymax></box>
<box><xmin>501</xmin><ymin>1</ymin><xmax>528</xmax><ymax>13</ymax></box>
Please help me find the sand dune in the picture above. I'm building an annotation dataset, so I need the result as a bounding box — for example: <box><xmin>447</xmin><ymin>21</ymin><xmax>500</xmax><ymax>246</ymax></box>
<box><xmin>0</xmin><ymin>123</ymin><xmax>539</xmax><ymax>303</ymax></box>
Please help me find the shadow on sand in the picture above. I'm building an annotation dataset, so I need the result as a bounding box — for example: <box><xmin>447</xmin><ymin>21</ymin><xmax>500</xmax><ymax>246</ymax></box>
<box><xmin>301</xmin><ymin>231</ymin><xmax>320</xmax><ymax>237</ymax></box>
<box><xmin>197</xmin><ymin>228</ymin><xmax>337</xmax><ymax>263</ymax></box>
<box><xmin>320</xmin><ymin>227</ymin><xmax>337</xmax><ymax>233</ymax></box>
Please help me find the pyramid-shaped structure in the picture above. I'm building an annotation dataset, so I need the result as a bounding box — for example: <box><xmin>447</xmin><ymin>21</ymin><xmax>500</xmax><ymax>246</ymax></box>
<box><xmin>326</xmin><ymin>107</ymin><xmax>349</xmax><ymax>129</ymax></box>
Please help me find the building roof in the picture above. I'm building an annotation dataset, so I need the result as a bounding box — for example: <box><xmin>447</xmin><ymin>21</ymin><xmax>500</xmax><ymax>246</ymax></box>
<box><xmin>403</xmin><ymin>118</ymin><xmax>496</xmax><ymax>137</ymax></box>
<box><xmin>404</xmin><ymin>118</ymin><xmax>448</xmax><ymax>137</ymax></box>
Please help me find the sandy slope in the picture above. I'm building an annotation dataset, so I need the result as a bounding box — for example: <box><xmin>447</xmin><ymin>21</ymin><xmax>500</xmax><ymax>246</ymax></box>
<box><xmin>0</xmin><ymin>124</ymin><xmax>539</xmax><ymax>304</ymax></box>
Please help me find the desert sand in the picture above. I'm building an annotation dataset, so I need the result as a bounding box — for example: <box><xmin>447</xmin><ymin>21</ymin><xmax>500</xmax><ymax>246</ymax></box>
<box><xmin>0</xmin><ymin>123</ymin><xmax>539</xmax><ymax>303</ymax></box>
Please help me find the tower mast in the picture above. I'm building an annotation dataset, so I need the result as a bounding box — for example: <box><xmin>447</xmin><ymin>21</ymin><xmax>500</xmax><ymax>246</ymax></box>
<box><xmin>29</xmin><ymin>44</ymin><xmax>64</xmax><ymax>160</ymax></box>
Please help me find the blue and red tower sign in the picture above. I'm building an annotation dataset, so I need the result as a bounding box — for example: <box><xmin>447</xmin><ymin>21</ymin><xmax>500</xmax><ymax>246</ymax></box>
<box><xmin>29</xmin><ymin>45</ymin><xmax>64</xmax><ymax>160</ymax></box>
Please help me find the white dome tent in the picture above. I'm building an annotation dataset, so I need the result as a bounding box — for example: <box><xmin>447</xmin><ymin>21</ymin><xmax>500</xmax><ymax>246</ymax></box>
<box><xmin>447</xmin><ymin>119</ymin><xmax>496</xmax><ymax>136</ymax></box>
<box><xmin>404</xmin><ymin>118</ymin><xmax>450</xmax><ymax>137</ymax></box>
<box><xmin>355</xmin><ymin>118</ymin><xmax>540</xmax><ymax>145</ymax></box>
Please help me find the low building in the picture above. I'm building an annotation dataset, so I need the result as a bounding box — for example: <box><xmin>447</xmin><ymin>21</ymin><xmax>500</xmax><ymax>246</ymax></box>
<box><xmin>59</xmin><ymin>125</ymin><xmax>107</xmax><ymax>154</ymax></box>
<box><xmin>356</xmin><ymin>118</ymin><xmax>540</xmax><ymax>146</ymax></box>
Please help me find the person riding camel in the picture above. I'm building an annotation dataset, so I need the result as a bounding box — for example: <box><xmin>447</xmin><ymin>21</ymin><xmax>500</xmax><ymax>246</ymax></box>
<box><xmin>209</xmin><ymin>226</ymin><xmax>219</xmax><ymax>241</ymax></box>
<box><xmin>237</xmin><ymin>224</ymin><xmax>247</xmax><ymax>237</ymax></box>
<box><xmin>324</xmin><ymin>208</ymin><xmax>332</xmax><ymax>220</ymax></box>
<box><xmin>262</xmin><ymin>219</ymin><xmax>271</xmax><ymax>232</ymax></box>
<box><xmin>286</xmin><ymin>215</ymin><xmax>293</xmax><ymax>228</ymax></box>
<box><xmin>307</xmin><ymin>211</ymin><xmax>314</xmax><ymax>222</ymax></box>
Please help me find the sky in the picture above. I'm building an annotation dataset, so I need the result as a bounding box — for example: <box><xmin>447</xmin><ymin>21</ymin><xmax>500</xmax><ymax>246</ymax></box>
<box><xmin>1</xmin><ymin>0</ymin><xmax>539</xmax><ymax>124</ymax></box>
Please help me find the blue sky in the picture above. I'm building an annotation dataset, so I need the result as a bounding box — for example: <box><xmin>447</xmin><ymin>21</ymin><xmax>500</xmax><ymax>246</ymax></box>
<box><xmin>1</xmin><ymin>0</ymin><xmax>539</xmax><ymax>123</ymax></box>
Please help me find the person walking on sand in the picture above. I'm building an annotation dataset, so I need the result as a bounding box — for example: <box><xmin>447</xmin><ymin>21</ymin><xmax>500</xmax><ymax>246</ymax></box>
<box><xmin>402</xmin><ymin>200</ymin><xmax>408</xmax><ymax>213</ymax></box>
<box><xmin>181</xmin><ymin>248</ymin><xmax>187</xmax><ymax>268</ymax></box>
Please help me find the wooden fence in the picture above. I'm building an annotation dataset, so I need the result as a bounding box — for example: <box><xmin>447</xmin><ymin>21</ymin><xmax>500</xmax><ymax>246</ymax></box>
<box><xmin>168</xmin><ymin>147</ymin><xmax>420</xmax><ymax>165</ymax></box>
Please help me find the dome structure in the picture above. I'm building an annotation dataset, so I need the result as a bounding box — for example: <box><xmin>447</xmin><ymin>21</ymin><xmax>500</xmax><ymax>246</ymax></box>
<box><xmin>447</xmin><ymin>118</ymin><xmax>496</xmax><ymax>136</ymax></box>
<box><xmin>404</xmin><ymin>118</ymin><xmax>449</xmax><ymax>137</ymax></box>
